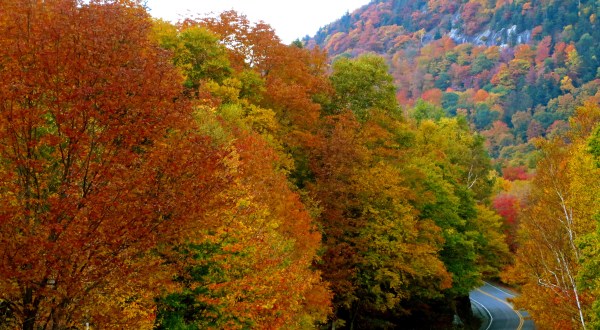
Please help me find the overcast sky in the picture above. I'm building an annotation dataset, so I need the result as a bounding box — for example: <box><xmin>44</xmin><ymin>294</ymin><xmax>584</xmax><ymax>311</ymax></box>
<box><xmin>144</xmin><ymin>0</ymin><xmax>370</xmax><ymax>44</ymax></box>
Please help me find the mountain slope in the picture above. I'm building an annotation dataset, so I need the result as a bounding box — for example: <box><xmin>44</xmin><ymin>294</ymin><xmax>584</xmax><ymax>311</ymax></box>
<box><xmin>306</xmin><ymin>0</ymin><xmax>600</xmax><ymax>166</ymax></box>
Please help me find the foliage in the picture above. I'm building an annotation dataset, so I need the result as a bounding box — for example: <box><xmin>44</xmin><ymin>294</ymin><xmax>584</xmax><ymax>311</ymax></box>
<box><xmin>329</xmin><ymin>54</ymin><xmax>399</xmax><ymax>121</ymax></box>
<box><xmin>505</xmin><ymin>103</ymin><xmax>600</xmax><ymax>329</ymax></box>
<box><xmin>308</xmin><ymin>0</ymin><xmax>600</xmax><ymax>168</ymax></box>
<box><xmin>0</xmin><ymin>1</ymin><xmax>199</xmax><ymax>327</ymax></box>
<box><xmin>151</xmin><ymin>21</ymin><xmax>232</xmax><ymax>95</ymax></box>
<box><xmin>304</xmin><ymin>55</ymin><xmax>506</xmax><ymax>328</ymax></box>
<box><xmin>150</xmin><ymin>14</ymin><xmax>334</xmax><ymax>329</ymax></box>
<box><xmin>0</xmin><ymin>2</ymin><xmax>330</xmax><ymax>329</ymax></box>
<box><xmin>155</xmin><ymin>126</ymin><xmax>332</xmax><ymax>329</ymax></box>
<box><xmin>0</xmin><ymin>2</ymin><xmax>524</xmax><ymax>329</ymax></box>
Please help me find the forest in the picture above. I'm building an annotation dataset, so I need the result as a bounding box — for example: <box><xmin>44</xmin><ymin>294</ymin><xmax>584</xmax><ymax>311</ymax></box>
<box><xmin>307</xmin><ymin>0</ymin><xmax>600</xmax><ymax>328</ymax></box>
<box><xmin>308</xmin><ymin>0</ymin><xmax>600</xmax><ymax>167</ymax></box>
<box><xmin>0</xmin><ymin>0</ymin><xmax>599</xmax><ymax>329</ymax></box>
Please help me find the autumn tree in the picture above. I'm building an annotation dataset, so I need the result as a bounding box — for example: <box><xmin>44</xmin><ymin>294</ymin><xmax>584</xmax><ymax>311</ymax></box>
<box><xmin>306</xmin><ymin>56</ymin><xmax>403</xmax><ymax>327</ymax></box>
<box><xmin>579</xmin><ymin>123</ymin><xmax>600</xmax><ymax>329</ymax></box>
<box><xmin>0</xmin><ymin>2</ymin><xmax>333</xmax><ymax>329</ymax></box>
<box><xmin>148</xmin><ymin>17</ymin><xmax>333</xmax><ymax>328</ymax></box>
<box><xmin>154</xmin><ymin>124</ymin><xmax>332</xmax><ymax>329</ymax></box>
<box><xmin>493</xmin><ymin>193</ymin><xmax>520</xmax><ymax>252</ymax></box>
<box><xmin>151</xmin><ymin>20</ymin><xmax>232</xmax><ymax>96</ymax></box>
<box><xmin>187</xmin><ymin>10</ymin><xmax>331</xmax><ymax>130</ymax></box>
<box><xmin>180</xmin><ymin>11</ymin><xmax>334</xmax><ymax>191</ymax></box>
<box><xmin>408</xmin><ymin>117</ymin><xmax>505</xmax><ymax>293</ymax></box>
<box><xmin>309</xmin><ymin>54</ymin><xmax>507</xmax><ymax>328</ymax></box>
<box><xmin>507</xmin><ymin>103</ymin><xmax>600</xmax><ymax>329</ymax></box>
<box><xmin>0</xmin><ymin>0</ymin><xmax>212</xmax><ymax>328</ymax></box>
<box><xmin>329</xmin><ymin>54</ymin><xmax>398</xmax><ymax>121</ymax></box>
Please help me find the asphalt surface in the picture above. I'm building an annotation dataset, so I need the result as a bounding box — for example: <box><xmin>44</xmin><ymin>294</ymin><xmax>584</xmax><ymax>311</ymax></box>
<box><xmin>469</xmin><ymin>282</ymin><xmax>535</xmax><ymax>330</ymax></box>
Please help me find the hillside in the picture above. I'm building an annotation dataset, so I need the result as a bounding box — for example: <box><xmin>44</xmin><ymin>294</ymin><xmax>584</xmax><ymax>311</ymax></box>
<box><xmin>2</xmin><ymin>1</ymin><xmax>599</xmax><ymax>329</ymax></box>
<box><xmin>306</xmin><ymin>0</ymin><xmax>600</xmax><ymax>166</ymax></box>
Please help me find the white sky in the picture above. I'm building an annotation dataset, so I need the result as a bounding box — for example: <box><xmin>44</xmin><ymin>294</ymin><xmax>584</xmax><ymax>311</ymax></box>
<box><xmin>144</xmin><ymin>0</ymin><xmax>370</xmax><ymax>44</ymax></box>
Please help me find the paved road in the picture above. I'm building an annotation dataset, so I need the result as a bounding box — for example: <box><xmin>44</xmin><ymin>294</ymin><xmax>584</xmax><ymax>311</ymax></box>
<box><xmin>469</xmin><ymin>282</ymin><xmax>535</xmax><ymax>330</ymax></box>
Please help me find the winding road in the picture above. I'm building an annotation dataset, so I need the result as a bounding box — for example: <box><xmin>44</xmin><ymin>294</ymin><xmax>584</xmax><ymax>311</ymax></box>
<box><xmin>469</xmin><ymin>282</ymin><xmax>536</xmax><ymax>330</ymax></box>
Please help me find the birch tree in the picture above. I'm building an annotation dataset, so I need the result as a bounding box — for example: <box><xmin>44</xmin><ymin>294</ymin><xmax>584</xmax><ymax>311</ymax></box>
<box><xmin>508</xmin><ymin>103</ymin><xmax>600</xmax><ymax>329</ymax></box>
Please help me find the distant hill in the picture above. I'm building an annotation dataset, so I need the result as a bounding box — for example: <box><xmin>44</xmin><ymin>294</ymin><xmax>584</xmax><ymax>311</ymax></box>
<box><xmin>306</xmin><ymin>0</ymin><xmax>600</xmax><ymax>165</ymax></box>
<box><xmin>309</xmin><ymin>0</ymin><xmax>597</xmax><ymax>50</ymax></box>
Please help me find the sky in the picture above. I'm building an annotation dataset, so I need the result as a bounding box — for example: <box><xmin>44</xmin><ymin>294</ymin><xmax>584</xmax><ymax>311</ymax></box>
<box><xmin>144</xmin><ymin>0</ymin><xmax>370</xmax><ymax>44</ymax></box>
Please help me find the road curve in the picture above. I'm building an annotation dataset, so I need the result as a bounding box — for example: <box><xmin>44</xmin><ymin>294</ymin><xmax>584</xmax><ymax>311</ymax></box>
<box><xmin>469</xmin><ymin>282</ymin><xmax>536</xmax><ymax>330</ymax></box>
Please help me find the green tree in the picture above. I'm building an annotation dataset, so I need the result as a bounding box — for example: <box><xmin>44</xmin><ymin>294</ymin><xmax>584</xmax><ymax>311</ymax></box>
<box><xmin>410</xmin><ymin>99</ymin><xmax>445</xmax><ymax>123</ymax></box>
<box><xmin>152</xmin><ymin>21</ymin><xmax>232</xmax><ymax>95</ymax></box>
<box><xmin>408</xmin><ymin>117</ymin><xmax>504</xmax><ymax>296</ymax></box>
<box><xmin>329</xmin><ymin>54</ymin><xmax>398</xmax><ymax>121</ymax></box>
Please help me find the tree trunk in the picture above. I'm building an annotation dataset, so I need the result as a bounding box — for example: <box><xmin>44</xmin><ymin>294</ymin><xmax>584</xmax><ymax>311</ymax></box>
<box><xmin>22</xmin><ymin>287</ymin><xmax>37</xmax><ymax>330</ymax></box>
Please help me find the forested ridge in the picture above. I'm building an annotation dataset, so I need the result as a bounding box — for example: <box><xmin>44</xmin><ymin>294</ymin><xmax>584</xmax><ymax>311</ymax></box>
<box><xmin>0</xmin><ymin>0</ymin><xmax>598</xmax><ymax>329</ymax></box>
<box><xmin>308</xmin><ymin>0</ymin><xmax>600</xmax><ymax>166</ymax></box>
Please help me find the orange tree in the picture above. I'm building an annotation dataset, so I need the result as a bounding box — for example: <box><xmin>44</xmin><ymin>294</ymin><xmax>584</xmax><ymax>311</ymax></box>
<box><xmin>149</xmin><ymin>18</ymin><xmax>333</xmax><ymax>329</ymax></box>
<box><xmin>0</xmin><ymin>0</ymin><xmax>235</xmax><ymax>328</ymax></box>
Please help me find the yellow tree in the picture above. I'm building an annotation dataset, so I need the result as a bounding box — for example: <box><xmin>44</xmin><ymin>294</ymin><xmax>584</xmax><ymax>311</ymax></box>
<box><xmin>149</xmin><ymin>18</ymin><xmax>332</xmax><ymax>328</ymax></box>
<box><xmin>154</xmin><ymin>127</ymin><xmax>332</xmax><ymax>329</ymax></box>
<box><xmin>508</xmin><ymin>103</ymin><xmax>600</xmax><ymax>329</ymax></box>
<box><xmin>579</xmin><ymin>122</ymin><xmax>600</xmax><ymax>328</ymax></box>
